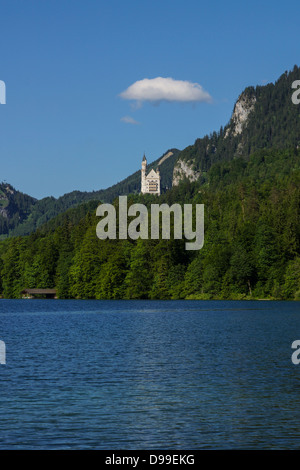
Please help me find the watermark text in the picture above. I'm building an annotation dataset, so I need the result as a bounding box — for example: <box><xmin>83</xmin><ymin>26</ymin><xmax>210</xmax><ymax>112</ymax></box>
<box><xmin>291</xmin><ymin>340</ymin><xmax>300</xmax><ymax>365</ymax></box>
<box><xmin>0</xmin><ymin>80</ymin><xmax>6</xmax><ymax>104</ymax></box>
<box><xmin>0</xmin><ymin>340</ymin><xmax>6</xmax><ymax>365</ymax></box>
<box><xmin>291</xmin><ymin>80</ymin><xmax>300</xmax><ymax>105</ymax></box>
<box><xmin>96</xmin><ymin>196</ymin><xmax>204</xmax><ymax>251</ymax></box>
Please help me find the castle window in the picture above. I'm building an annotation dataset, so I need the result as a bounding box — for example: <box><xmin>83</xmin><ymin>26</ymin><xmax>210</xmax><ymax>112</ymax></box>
<box><xmin>148</xmin><ymin>181</ymin><xmax>158</xmax><ymax>192</ymax></box>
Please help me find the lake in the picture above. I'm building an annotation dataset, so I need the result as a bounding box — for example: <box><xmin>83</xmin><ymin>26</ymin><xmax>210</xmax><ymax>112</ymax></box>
<box><xmin>0</xmin><ymin>299</ymin><xmax>299</xmax><ymax>449</ymax></box>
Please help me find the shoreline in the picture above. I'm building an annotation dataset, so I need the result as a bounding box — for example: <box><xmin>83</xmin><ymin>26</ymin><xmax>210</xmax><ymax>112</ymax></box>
<box><xmin>0</xmin><ymin>296</ymin><xmax>298</xmax><ymax>301</ymax></box>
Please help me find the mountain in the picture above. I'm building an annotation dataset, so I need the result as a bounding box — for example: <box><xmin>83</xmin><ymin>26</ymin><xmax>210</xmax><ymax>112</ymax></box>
<box><xmin>172</xmin><ymin>64</ymin><xmax>300</xmax><ymax>186</ymax></box>
<box><xmin>3</xmin><ymin>64</ymin><xmax>299</xmax><ymax>238</ymax></box>
<box><xmin>1</xmin><ymin>148</ymin><xmax>180</xmax><ymax>237</ymax></box>
<box><xmin>0</xmin><ymin>65</ymin><xmax>299</xmax><ymax>300</ymax></box>
<box><xmin>0</xmin><ymin>183</ymin><xmax>37</xmax><ymax>236</ymax></box>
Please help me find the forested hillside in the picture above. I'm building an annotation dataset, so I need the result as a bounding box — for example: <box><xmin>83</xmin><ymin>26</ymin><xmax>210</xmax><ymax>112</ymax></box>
<box><xmin>173</xmin><ymin>65</ymin><xmax>300</xmax><ymax>183</ymax></box>
<box><xmin>0</xmin><ymin>146</ymin><xmax>299</xmax><ymax>300</ymax></box>
<box><xmin>1</xmin><ymin>149</ymin><xmax>179</xmax><ymax>237</ymax></box>
<box><xmin>0</xmin><ymin>183</ymin><xmax>37</xmax><ymax>236</ymax></box>
<box><xmin>3</xmin><ymin>66</ymin><xmax>299</xmax><ymax>238</ymax></box>
<box><xmin>0</xmin><ymin>66</ymin><xmax>299</xmax><ymax>300</ymax></box>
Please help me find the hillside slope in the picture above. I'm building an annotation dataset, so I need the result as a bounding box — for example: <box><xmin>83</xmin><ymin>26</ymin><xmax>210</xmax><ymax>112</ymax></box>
<box><xmin>0</xmin><ymin>64</ymin><xmax>299</xmax><ymax>300</ymax></box>
<box><xmin>0</xmin><ymin>183</ymin><xmax>37</xmax><ymax>236</ymax></box>
<box><xmin>2</xmin><ymin>148</ymin><xmax>180</xmax><ymax>237</ymax></box>
<box><xmin>172</xmin><ymin>65</ymin><xmax>300</xmax><ymax>185</ymax></box>
<box><xmin>1</xmin><ymin>146</ymin><xmax>299</xmax><ymax>300</ymax></box>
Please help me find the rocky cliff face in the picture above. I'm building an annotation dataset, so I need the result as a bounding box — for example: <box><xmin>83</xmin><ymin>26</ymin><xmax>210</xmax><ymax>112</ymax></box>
<box><xmin>0</xmin><ymin>207</ymin><xmax>8</xmax><ymax>218</ymax></box>
<box><xmin>172</xmin><ymin>158</ymin><xmax>200</xmax><ymax>186</ymax></box>
<box><xmin>172</xmin><ymin>88</ymin><xmax>258</xmax><ymax>187</ymax></box>
<box><xmin>225</xmin><ymin>91</ymin><xmax>256</xmax><ymax>137</ymax></box>
<box><xmin>0</xmin><ymin>185</ymin><xmax>13</xmax><ymax>218</ymax></box>
<box><xmin>0</xmin><ymin>183</ymin><xmax>37</xmax><ymax>235</ymax></box>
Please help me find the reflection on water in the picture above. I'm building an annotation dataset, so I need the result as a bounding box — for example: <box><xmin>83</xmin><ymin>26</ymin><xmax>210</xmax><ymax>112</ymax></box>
<box><xmin>0</xmin><ymin>299</ymin><xmax>299</xmax><ymax>449</ymax></box>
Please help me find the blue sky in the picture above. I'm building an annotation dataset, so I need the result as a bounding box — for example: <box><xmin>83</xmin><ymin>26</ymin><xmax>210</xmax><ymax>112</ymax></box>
<box><xmin>0</xmin><ymin>0</ymin><xmax>299</xmax><ymax>199</ymax></box>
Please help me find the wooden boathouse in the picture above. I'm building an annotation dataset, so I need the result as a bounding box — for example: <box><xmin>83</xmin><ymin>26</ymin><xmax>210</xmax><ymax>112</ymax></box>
<box><xmin>21</xmin><ymin>288</ymin><xmax>57</xmax><ymax>299</ymax></box>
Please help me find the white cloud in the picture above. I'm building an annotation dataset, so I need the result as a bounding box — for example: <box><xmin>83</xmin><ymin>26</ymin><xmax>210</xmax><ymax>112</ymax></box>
<box><xmin>120</xmin><ymin>115</ymin><xmax>140</xmax><ymax>125</ymax></box>
<box><xmin>119</xmin><ymin>77</ymin><xmax>212</xmax><ymax>105</ymax></box>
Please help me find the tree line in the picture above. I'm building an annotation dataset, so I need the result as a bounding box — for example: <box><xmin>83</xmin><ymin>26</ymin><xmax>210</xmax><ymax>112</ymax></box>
<box><xmin>0</xmin><ymin>147</ymin><xmax>299</xmax><ymax>300</ymax></box>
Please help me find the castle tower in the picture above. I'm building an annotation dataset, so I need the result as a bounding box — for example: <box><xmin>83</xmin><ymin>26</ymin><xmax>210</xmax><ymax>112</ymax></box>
<box><xmin>141</xmin><ymin>154</ymin><xmax>147</xmax><ymax>194</ymax></box>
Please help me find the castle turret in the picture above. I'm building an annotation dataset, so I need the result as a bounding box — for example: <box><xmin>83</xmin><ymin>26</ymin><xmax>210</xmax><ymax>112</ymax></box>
<box><xmin>141</xmin><ymin>154</ymin><xmax>147</xmax><ymax>193</ymax></box>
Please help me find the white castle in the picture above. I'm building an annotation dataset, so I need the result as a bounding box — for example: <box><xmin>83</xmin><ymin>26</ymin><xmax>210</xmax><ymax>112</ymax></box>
<box><xmin>141</xmin><ymin>154</ymin><xmax>161</xmax><ymax>195</ymax></box>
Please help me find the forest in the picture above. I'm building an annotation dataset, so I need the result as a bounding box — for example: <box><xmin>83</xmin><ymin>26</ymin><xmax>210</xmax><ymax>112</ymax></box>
<box><xmin>178</xmin><ymin>65</ymin><xmax>300</xmax><ymax>174</ymax></box>
<box><xmin>0</xmin><ymin>149</ymin><xmax>180</xmax><ymax>238</ymax></box>
<box><xmin>1</xmin><ymin>66</ymin><xmax>299</xmax><ymax>300</ymax></box>
<box><xmin>0</xmin><ymin>147</ymin><xmax>299</xmax><ymax>300</ymax></box>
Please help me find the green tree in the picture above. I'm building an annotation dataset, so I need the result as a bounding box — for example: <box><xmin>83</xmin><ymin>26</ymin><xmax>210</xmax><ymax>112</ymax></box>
<box><xmin>283</xmin><ymin>258</ymin><xmax>300</xmax><ymax>300</ymax></box>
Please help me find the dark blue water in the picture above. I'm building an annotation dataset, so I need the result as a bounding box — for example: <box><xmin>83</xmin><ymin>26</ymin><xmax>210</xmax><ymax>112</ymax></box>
<box><xmin>0</xmin><ymin>299</ymin><xmax>299</xmax><ymax>449</ymax></box>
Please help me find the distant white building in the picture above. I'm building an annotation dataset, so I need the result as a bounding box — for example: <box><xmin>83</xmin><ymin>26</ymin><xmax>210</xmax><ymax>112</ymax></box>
<box><xmin>141</xmin><ymin>154</ymin><xmax>161</xmax><ymax>195</ymax></box>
